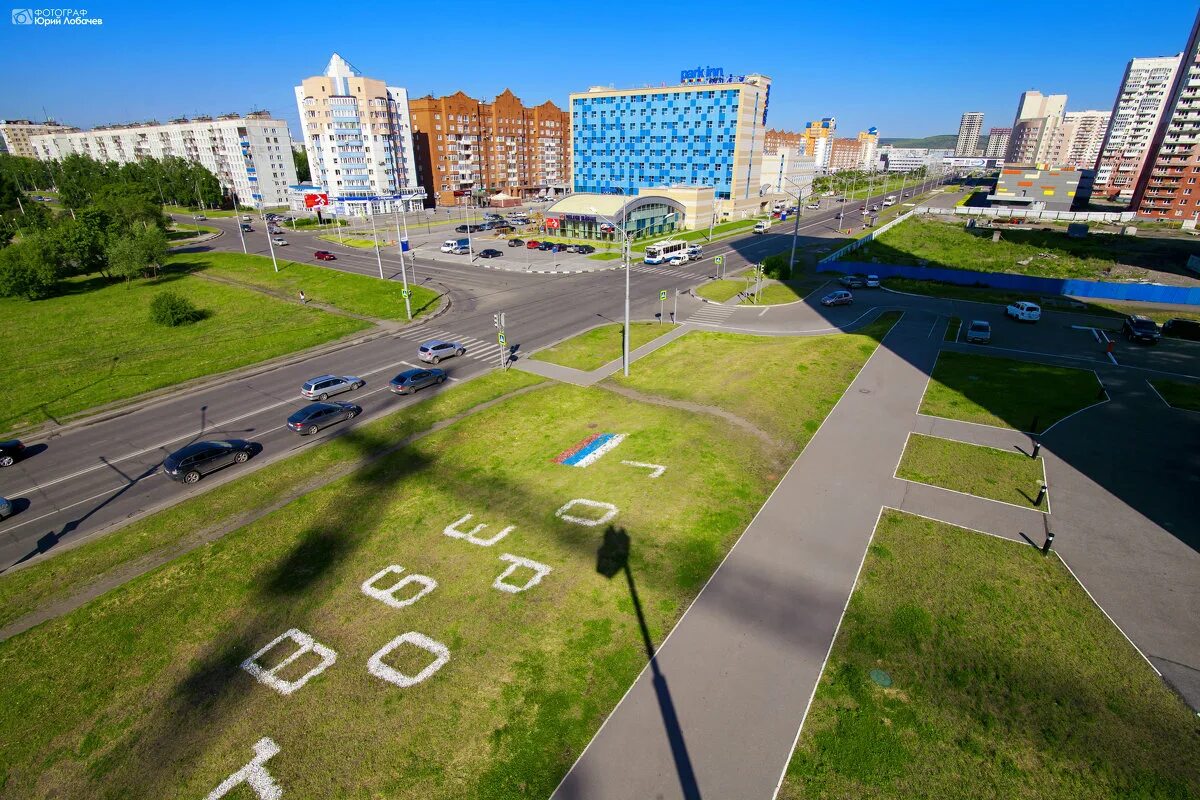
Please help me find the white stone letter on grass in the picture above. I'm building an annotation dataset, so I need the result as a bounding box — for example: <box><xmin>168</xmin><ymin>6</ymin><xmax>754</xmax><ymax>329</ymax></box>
<box><xmin>367</xmin><ymin>632</ymin><xmax>450</xmax><ymax>688</ymax></box>
<box><xmin>493</xmin><ymin>553</ymin><xmax>553</xmax><ymax>594</ymax></box>
<box><xmin>241</xmin><ymin>628</ymin><xmax>337</xmax><ymax>696</ymax></box>
<box><xmin>555</xmin><ymin>498</ymin><xmax>619</xmax><ymax>527</ymax></box>
<box><xmin>205</xmin><ymin>737</ymin><xmax>282</xmax><ymax>800</ymax></box>
<box><xmin>443</xmin><ymin>513</ymin><xmax>515</xmax><ymax>546</ymax></box>
<box><xmin>620</xmin><ymin>460</ymin><xmax>667</xmax><ymax>478</ymax></box>
<box><xmin>361</xmin><ymin>565</ymin><xmax>437</xmax><ymax>610</ymax></box>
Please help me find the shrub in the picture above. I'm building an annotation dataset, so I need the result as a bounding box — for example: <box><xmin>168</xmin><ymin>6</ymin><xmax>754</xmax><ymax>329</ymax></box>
<box><xmin>762</xmin><ymin>253</ymin><xmax>791</xmax><ymax>281</ymax></box>
<box><xmin>150</xmin><ymin>290</ymin><xmax>202</xmax><ymax>326</ymax></box>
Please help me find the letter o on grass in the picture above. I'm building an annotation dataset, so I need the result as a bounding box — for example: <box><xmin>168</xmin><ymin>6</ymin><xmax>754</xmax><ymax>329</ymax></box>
<box><xmin>555</xmin><ymin>498</ymin><xmax>618</xmax><ymax>527</ymax></box>
<box><xmin>368</xmin><ymin>632</ymin><xmax>450</xmax><ymax>688</ymax></box>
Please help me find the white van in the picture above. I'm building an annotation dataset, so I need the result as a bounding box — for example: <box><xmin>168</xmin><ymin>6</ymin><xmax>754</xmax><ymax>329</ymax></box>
<box><xmin>440</xmin><ymin>238</ymin><xmax>470</xmax><ymax>253</ymax></box>
<box><xmin>753</xmin><ymin>220</ymin><xmax>770</xmax><ymax>234</ymax></box>
<box><xmin>882</xmin><ymin>196</ymin><xmax>897</xmax><ymax>207</ymax></box>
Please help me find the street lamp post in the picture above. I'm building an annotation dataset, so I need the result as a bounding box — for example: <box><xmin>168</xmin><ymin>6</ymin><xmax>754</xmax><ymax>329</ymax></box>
<box><xmin>781</xmin><ymin>175</ymin><xmax>808</xmax><ymax>269</ymax></box>
<box><xmin>392</xmin><ymin>195</ymin><xmax>413</xmax><ymax>321</ymax></box>
<box><xmin>231</xmin><ymin>187</ymin><xmax>247</xmax><ymax>254</ymax></box>
<box><xmin>260</xmin><ymin>201</ymin><xmax>279</xmax><ymax>272</ymax></box>
<box><xmin>369</xmin><ymin>207</ymin><xmax>385</xmax><ymax>280</ymax></box>
<box><xmin>591</xmin><ymin>204</ymin><xmax>635</xmax><ymax>377</ymax></box>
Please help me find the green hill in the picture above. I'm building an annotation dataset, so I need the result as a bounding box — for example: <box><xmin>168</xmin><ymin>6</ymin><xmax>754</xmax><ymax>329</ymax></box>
<box><xmin>880</xmin><ymin>135</ymin><xmax>960</xmax><ymax>149</ymax></box>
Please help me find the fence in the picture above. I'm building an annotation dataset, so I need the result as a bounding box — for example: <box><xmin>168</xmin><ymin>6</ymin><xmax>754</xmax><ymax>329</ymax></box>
<box><xmin>917</xmin><ymin>205</ymin><xmax>1138</xmax><ymax>224</ymax></box>
<box><xmin>818</xmin><ymin>260</ymin><xmax>1200</xmax><ymax>306</ymax></box>
<box><xmin>818</xmin><ymin>209</ymin><xmax>916</xmax><ymax>264</ymax></box>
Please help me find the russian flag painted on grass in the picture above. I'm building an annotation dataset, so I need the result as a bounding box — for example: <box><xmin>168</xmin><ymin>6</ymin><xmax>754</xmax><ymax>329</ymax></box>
<box><xmin>554</xmin><ymin>433</ymin><xmax>627</xmax><ymax>467</ymax></box>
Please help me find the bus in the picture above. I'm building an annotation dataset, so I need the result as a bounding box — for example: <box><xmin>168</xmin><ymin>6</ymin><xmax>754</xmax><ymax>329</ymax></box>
<box><xmin>644</xmin><ymin>239</ymin><xmax>689</xmax><ymax>265</ymax></box>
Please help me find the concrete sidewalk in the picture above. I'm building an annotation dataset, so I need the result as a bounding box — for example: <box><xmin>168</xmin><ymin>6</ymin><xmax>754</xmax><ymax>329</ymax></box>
<box><xmin>552</xmin><ymin>310</ymin><xmax>944</xmax><ymax>800</ymax></box>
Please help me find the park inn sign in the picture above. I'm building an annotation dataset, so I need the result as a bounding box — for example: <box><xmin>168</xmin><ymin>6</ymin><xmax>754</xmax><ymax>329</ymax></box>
<box><xmin>680</xmin><ymin>65</ymin><xmax>747</xmax><ymax>84</ymax></box>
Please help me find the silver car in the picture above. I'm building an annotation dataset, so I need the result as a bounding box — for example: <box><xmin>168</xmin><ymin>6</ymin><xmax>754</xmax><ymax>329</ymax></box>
<box><xmin>418</xmin><ymin>340</ymin><xmax>465</xmax><ymax>364</ymax></box>
<box><xmin>301</xmin><ymin>374</ymin><xmax>364</xmax><ymax>400</ymax></box>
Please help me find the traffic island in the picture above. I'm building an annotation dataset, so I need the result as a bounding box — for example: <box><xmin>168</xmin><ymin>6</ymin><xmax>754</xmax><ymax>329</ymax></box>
<box><xmin>896</xmin><ymin>433</ymin><xmax>1048</xmax><ymax>509</ymax></box>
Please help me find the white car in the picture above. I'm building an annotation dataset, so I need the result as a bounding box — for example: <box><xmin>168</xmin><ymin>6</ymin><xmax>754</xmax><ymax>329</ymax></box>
<box><xmin>272</xmin><ymin>237</ymin><xmax>288</xmax><ymax>246</ymax></box>
<box><xmin>1005</xmin><ymin>301</ymin><xmax>1041</xmax><ymax>322</ymax></box>
<box><xmin>966</xmin><ymin>320</ymin><xmax>992</xmax><ymax>343</ymax></box>
<box><xmin>806</xmin><ymin>202</ymin><xmax>821</xmax><ymax>210</ymax></box>
<box><xmin>667</xmin><ymin>254</ymin><xmax>688</xmax><ymax>266</ymax></box>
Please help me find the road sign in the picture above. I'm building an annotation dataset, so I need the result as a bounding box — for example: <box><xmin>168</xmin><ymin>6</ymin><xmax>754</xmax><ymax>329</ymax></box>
<box><xmin>401</xmin><ymin>289</ymin><xmax>410</xmax><ymax>298</ymax></box>
<box><xmin>498</xmin><ymin>332</ymin><xmax>506</xmax><ymax>346</ymax></box>
<box><xmin>714</xmin><ymin>256</ymin><xmax>724</xmax><ymax>265</ymax></box>
<box><xmin>659</xmin><ymin>290</ymin><xmax>667</xmax><ymax>301</ymax></box>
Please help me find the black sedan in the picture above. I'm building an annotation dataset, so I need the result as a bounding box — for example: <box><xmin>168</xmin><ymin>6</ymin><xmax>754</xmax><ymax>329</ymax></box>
<box><xmin>478</xmin><ymin>248</ymin><xmax>503</xmax><ymax>258</ymax></box>
<box><xmin>162</xmin><ymin>439</ymin><xmax>255</xmax><ymax>484</ymax></box>
<box><xmin>287</xmin><ymin>401</ymin><xmax>361</xmax><ymax>435</ymax></box>
<box><xmin>0</xmin><ymin>439</ymin><xmax>25</xmax><ymax>467</ymax></box>
<box><xmin>537</xmin><ymin>241</ymin><xmax>557</xmax><ymax>251</ymax></box>
<box><xmin>389</xmin><ymin>368</ymin><xmax>446</xmax><ymax>395</ymax></box>
<box><xmin>508</xmin><ymin>238</ymin><xmax>525</xmax><ymax>247</ymax></box>
<box><xmin>838</xmin><ymin>274</ymin><xmax>866</xmax><ymax>289</ymax></box>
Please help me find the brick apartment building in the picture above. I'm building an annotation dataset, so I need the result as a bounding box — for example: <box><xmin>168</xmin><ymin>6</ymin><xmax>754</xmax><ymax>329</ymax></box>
<box><xmin>409</xmin><ymin>89</ymin><xmax>569</xmax><ymax>207</ymax></box>
<box><xmin>764</xmin><ymin>128</ymin><xmax>805</xmax><ymax>154</ymax></box>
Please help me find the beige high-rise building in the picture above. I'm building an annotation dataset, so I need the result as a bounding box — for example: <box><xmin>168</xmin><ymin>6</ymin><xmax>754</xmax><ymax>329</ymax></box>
<box><xmin>0</xmin><ymin>119</ymin><xmax>77</xmax><ymax>158</ymax></box>
<box><xmin>293</xmin><ymin>53</ymin><xmax>423</xmax><ymax>216</ymax></box>
<box><xmin>955</xmin><ymin>112</ymin><xmax>984</xmax><ymax>156</ymax></box>
<box><xmin>984</xmin><ymin>127</ymin><xmax>1011</xmax><ymax>159</ymax></box>
<box><xmin>1005</xmin><ymin>90</ymin><xmax>1068</xmax><ymax>163</ymax></box>
<box><xmin>1094</xmin><ymin>54</ymin><xmax>1181</xmax><ymax>200</ymax></box>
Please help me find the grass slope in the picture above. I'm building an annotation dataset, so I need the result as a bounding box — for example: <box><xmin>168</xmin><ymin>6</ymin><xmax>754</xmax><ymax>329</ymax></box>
<box><xmin>615</xmin><ymin>313</ymin><xmax>899</xmax><ymax>451</ymax></box>
<box><xmin>860</xmin><ymin>216</ymin><xmax>1200</xmax><ymax>282</ymax></box>
<box><xmin>173</xmin><ymin>251</ymin><xmax>440</xmax><ymax>321</ymax></box>
<box><xmin>780</xmin><ymin>510</ymin><xmax>1200</xmax><ymax>799</ymax></box>
<box><xmin>0</xmin><ymin>273</ymin><xmax>366</xmax><ymax>433</ymax></box>
<box><xmin>921</xmin><ymin>351</ymin><xmax>1102</xmax><ymax>433</ymax></box>
<box><xmin>0</xmin><ymin>371</ymin><xmax>545</xmax><ymax>629</ymax></box>
<box><xmin>532</xmin><ymin>323</ymin><xmax>677</xmax><ymax>372</ymax></box>
<box><xmin>897</xmin><ymin>433</ymin><xmax>1046</xmax><ymax>508</ymax></box>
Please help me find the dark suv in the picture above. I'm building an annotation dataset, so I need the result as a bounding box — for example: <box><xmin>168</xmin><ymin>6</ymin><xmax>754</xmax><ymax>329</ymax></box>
<box><xmin>1163</xmin><ymin>317</ymin><xmax>1200</xmax><ymax>341</ymax></box>
<box><xmin>162</xmin><ymin>440</ymin><xmax>255</xmax><ymax>483</ymax></box>
<box><xmin>1122</xmin><ymin>314</ymin><xmax>1161</xmax><ymax>345</ymax></box>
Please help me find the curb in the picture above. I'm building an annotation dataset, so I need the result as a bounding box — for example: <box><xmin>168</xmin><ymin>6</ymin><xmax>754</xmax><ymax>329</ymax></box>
<box><xmin>476</xmin><ymin>261</ymin><xmax>623</xmax><ymax>275</ymax></box>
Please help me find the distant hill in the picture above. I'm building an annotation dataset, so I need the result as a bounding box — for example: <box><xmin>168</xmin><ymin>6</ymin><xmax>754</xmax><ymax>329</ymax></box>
<box><xmin>879</xmin><ymin>135</ymin><xmax>960</xmax><ymax>149</ymax></box>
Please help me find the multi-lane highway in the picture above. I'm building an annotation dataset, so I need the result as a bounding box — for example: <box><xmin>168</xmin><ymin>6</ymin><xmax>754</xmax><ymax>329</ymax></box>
<box><xmin>0</xmin><ymin>184</ymin><xmax>941</xmax><ymax>569</ymax></box>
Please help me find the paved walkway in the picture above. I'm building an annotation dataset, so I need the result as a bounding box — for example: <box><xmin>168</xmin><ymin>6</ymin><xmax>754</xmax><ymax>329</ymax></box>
<box><xmin>514</xmin><ymin>324</ymin><xmax>692</xmax><ymax>387</ymax></box>
<box><xmin>552</xmin><ymin>310</ymin><xmax>946</xmax><ymax>800</ymax></box>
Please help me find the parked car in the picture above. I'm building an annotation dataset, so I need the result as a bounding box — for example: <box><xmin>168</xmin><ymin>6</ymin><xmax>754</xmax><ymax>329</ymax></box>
<box><xmin>478</xmin><ymin>248</ymin><xmax>503</xmax><ymax>258</ymax></box>
<box><xmin>1122</xmin><ymin>314</ymin><xmax>1161</xmax><ymax>344</ymax></box>
<box><xmin>864</xmin><ymin>275</ymin><xmax>880</xmax><ymax>288</ymax></box>
<box><xmin>286</xmin><ymin>402</ymin><xmax>360</xmax><ymax>435</ymax></box>
<box><xmin>242</xmin><ymin>215</ymin><xmax>252</xmax><ymax>222</ymax></box>
<box><xmin>419</xmin><ymin>339</ymin><xmax>466</xmax><ymax>364</ymax></box>
<box><xmin>389</xmin><ymin>367</ymin><xmax>447</xmax><ymax>395</ymax></box>
<box><xmin>162</xmin><ymin>439</ymin><xmax>255</xmax><ymax>484</ymax></box>
<box><xmin>301</xmin><ymin>374</ymin><xmax>364</xmax><ymax>400</ymax></box>
<box><xmin>0</xmin><ymin>496</ymin><xmax>11</xmax><ymax>520</ymax></box>
<box><xmin>526</xmin><ymin>240</ymin><xmax>541</xmax><ymax>249</ymax></box>
<box><xmin>1005</xmin><ymin>301</ymin><xmax>1041</xmax><ymax>322</ymax></box>
<box><xmin>508</xmin><ymin>238</ymin><xmax>525</xmax><ymax>247</ymax></box>
<box><xmin>966</xmin><ymin>320</ymin><xmax>992</xmax><ymax>344</ymax></box>
<box><xmin>455</xmin><ymin>224</ymin><xmax>469</xmax><ymax>233</ymax></box>
<box><xmin>271</xmin><ymin>237</ymin><xmax>288</xmax><ymax>246</ymax></box>
<box><xmin>576</xmin><ymin>244</ymin><xmax>596</xmax><ymax>255</ymax></box>
<box><xmin>838</xmin><ymin>274</ymin><xmax>866</xmax><ymax>289</ymax></box>
<box><xmin>538</xmin><ymin>241</ymin><xmax>557</xmax><ymax>251</ymax></box>
<box><xmin>1163</xmin><ymin>317</ymin><xmax>1200</xmax><ymax>341</ymax></box>
<box><xmin>314</xmin><ymin>250</ymin><xmax>336</xmax><ymax>261</ymax></box>
<box><xmin>821</xmin><ymin>290</ymin><xmax>853</xmax><ymax>307</ymax></box>
<box><xmin>0</xmin><ymin>439</ymin><xmax>25</xmax><ymax>467</ymax></box>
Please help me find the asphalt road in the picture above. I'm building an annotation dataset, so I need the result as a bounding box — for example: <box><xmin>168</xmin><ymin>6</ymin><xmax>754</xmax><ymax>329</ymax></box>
<box><xmin>0</xmin><ymin>183</ymin><xmax>942</xmax><ymax>570</ymax></box>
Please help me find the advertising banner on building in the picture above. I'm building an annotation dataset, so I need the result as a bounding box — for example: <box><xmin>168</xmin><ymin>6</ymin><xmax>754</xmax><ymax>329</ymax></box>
<box><xmin>544</xmin><ymin>217</ymin><xmax>561</xmax><ymax>229</ymax></box>
<box><xmin>304</xmin><ymin>193</ymin><xmax>330</xmax><ymax>208</ymax></box>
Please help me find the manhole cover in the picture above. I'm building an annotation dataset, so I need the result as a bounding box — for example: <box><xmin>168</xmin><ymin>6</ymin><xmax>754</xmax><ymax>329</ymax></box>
<box><xmin>859</xmin><ymin>388</ymin><xmax>871</xmax><ymax>394</ymax></box>
<box><xmin>869</xmin><ymin>669</ymin><xmax>892</xmax><ymax>688</ymax></box>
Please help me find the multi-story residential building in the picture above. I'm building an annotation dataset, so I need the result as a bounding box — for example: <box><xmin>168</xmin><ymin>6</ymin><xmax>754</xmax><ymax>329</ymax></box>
<box><xmin>828</xmin><ymin>137</ymin><xmax>865</xmax><ymax>172</ymax></box>
<box><xmin>30</xmin><ymin>112</ymin><xmax>295</xmax><ymax>206</ymax></box>
<box><xmin>1005</xmin><ymin>90</ymin><xmax>1068</xmax><ymax>164</ymax></box>
<box><xmin>759</xmin><ymin>149</ymin><xmax>816</xmax><ymax>199</ymax></box>
<box><xmin>764</xmin><ymin>128</ymin><xmax>804</xmax><ymax>154</ymax></box>
<box><xmin>984</xmin><ymin>127</ymin><xmax>1011</xmax><ymax>159</ymax></box>
<box><xmin>799</xmin><ymin>117</ymin><xmax>837</xmax><ymax>169</ymax></box>
<box><xmin>857</xmin><ymin>128</ymin><xmax>879</xmax><ymax>170</ymax></box>
<box><xmin>1135</xmin><ymin>11</ymin><xmax>1200</xmax><ymax>219</ymax></box>
<box><xmin>955</xmin><ymin>112</ymin><xmax>985</xmax><ymax>156</ymax></box>
<box><xmin>409</xmin><ymin>89</ymin><xmax>568</xmax><ymax>208</ymax></box>
<box><xmin>570</xmin><ymin>72</ymin><xmax>772</xmax><ymax>215</ymax></box>
<box><xmin>0</xmin><ymin>119</ymin><xmax>78</xmax><ymax>158</ymax></box>
<box><xmin>1094</xmin><ymin>54</ymin><xmax>1181</xmax><ymax>200</ymax></box>
<box><xmin>293</xmin><ymin>53</ymin><xmax>422</xmax><ymax>216</ymax></box>
<box><xmin>1051</xmin><ymin>110</ymin><xmax>1111</xmax><ymax>168</ymax></box>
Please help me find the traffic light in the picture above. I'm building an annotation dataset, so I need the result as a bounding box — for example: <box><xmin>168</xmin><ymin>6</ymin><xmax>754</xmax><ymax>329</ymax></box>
<box><xmin>493</xmin><ymin>313</ymin><xmax>499</xmax><ymax>328</ymax></box>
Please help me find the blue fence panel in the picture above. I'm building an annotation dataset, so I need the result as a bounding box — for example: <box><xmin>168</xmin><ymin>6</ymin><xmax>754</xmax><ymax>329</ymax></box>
<box><xmin>822</xmin><ymin>261</ymin><xmax>1200</xmax><ymax>306</ymax></box>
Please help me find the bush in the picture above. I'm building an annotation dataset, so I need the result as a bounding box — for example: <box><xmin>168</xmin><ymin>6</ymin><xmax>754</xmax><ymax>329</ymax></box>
<box><xmin>150</xmin><ymin>290</ymin><xmax>202</xmax><ymax>326</ymax></box>
<box><xmin>762</xmin><ymin>253</ymin><xmax>791</xmax><ymax>281</ymax></box>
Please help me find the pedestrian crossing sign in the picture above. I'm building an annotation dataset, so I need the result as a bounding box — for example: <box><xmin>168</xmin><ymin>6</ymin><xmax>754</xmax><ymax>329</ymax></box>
<box><xmin>714</xmin><ymin>256</ymin><xmax>724</xmax><ymax>265</ymax></box>
<box><xmin>401</xmin><ymin>289</ymin><xmax>410</xmax><ymax>298</ymax></box>
<box><xmin>659</xmin><ymin>290</ymin><xmax>667</xmax><ymax>301</ymax></box>
<box><xmin>498</xmin><ymin>332</ymin><xmax>506</xmax><ymax>346</ymax></box>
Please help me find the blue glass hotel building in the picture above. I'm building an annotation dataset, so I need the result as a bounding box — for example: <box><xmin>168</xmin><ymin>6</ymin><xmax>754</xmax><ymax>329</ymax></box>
<box><xmin>570</xmin><ymin>72</ymin><xmax>772</xmax><ymax>215</ymax></box>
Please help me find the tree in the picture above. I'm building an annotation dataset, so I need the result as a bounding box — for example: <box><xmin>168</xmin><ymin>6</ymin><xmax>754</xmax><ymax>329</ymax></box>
<box><xmin>293</xmin><ymin>148</ymin><xmax>310</xmax><ymax>183</ymax></box>
<box><xmin>91</xmin><ymin>183</ymin><xmax>167</xmax><ymax>235</ymax></box>
<box><xmin>106</xmin><ymin>225</ymin><xmax>168</xmax><ymax>282</ymax></box>
<box><xmin>0</xmin><ymin>231</ymin><xmax>64</xmax><ymax>299</ymax></box>
<box><xmin>58</xmin><ymin>208</ymin><xmax>111</xmax><ymax>277</ymax></box>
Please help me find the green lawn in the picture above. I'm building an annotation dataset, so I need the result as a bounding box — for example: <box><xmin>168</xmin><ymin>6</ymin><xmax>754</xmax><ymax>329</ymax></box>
<box><xmin>290</xmin><ymin>217</ymin><xmax>347</xmax><ymax>229</ymax></box>
<box><xmin>738</xmin><ymin>278</ymin><xmax>825</xmax><ymax>306</ymax></box>
<box><xmin>921</xmin><ymin>352</ymin><xmax>1102</xmax><ymax>433</ymax></box>
<box><xmin>316</xmin><ymin>234</ymin><xmax>393</xmax><ymax>249</ymax></box>
<box><xmin>587</xmin><ymin>251</ymin><xmax>624</xmax><ymax>261</ymax></box>
<box><xmin>859</xmin><ymin>216</ymin><xmax>1200</xmax><ymax>282</ymax></box>
<box><xmin>173</xmin><ymin>251</ymin><xmax>440</xmax><ymax>321</ymax></box>
<box><xmin>0</xmin><ymin>382</ymin><xmax>781</xmax><ymax>799</ymax></box>
<box><xmin>695</xmin><ymin>279</ymin><xmax>742</xmax><ymax>303</ymax></box>
<box><xmin>531</xmin><ymin>323</ymin><xmax>677</xmax><ymax>372</ymax></box>
<box><xmin>615</xmin><ymin>313</ymin><xmax>899</xmax><ymax>452</ymax></box>
<box><xmin>164</xmin><ymin>205</ymin><xmax>239</xmax><ymax>218</ymax></box>
<box><xmin>0</xmin><ymin>272</ymin><xmax>366</xmax><ymax>434</ymax></box>
<box><xmin>897</xmin><ymin>433</ymin><xmax>1047</xmax><ymax>508</ymax></box>
<box><xmin>0</xmin><ymin>371</ymin><xmax>545</xmax><ymax>630</ymax></box>
<box><xmin>630</xmin><ymin>219</ymin><xmax>761</xmax><ymax>252</ymax></box>
<box><xmin>779</xmin><ymin>510</ymin><xmax>1200</xmax><ymax>800</ymax></box>
<box><xmin>1151</xmin><ymin>379</ymin><xmax>1200</xmax><ymax>412</ymax></box>
<box><xmin>167</xmin><ymin>223</ymin><xmax>218</xmax><ymax>241</ymax></box>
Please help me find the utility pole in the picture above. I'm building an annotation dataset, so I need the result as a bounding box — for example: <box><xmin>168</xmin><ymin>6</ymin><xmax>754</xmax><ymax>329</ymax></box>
<box><xmin>392</xmin><ymin>198</ymin><xmax>413</xmax><ymax>321</ymax></box>
<box><xmin>261</xmin><ymin>201</ymin><xmax>279</xmax><ymax>272</ymax></box>
<box><xmin>369</xmin><ymin>209</ymin><xmax>384</xmax><ymax>279</ymax></box>
<box><xmin>494</xmin><ymin>312</ymin><xmax>507</xmax><ymax>370</ymax></box>
<box><xmin>233</xmin><ymin>188</ymin><xmax>247</xmax><ymax>255</ymax></box>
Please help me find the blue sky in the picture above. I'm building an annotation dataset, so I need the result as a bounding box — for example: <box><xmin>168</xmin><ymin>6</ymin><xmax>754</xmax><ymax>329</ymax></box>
<box><xmin>1</xmin><ymin>0</ymin><xmax>1197</xmax><ymax>141</ymax></box>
